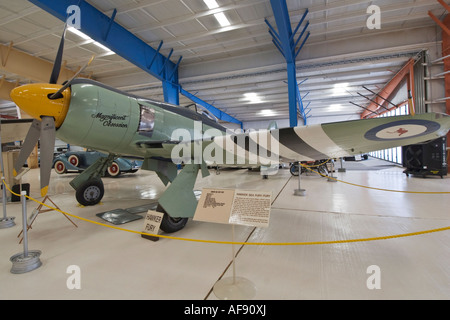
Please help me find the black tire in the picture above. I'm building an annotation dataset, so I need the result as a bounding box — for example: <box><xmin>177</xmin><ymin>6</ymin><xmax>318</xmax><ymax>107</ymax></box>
<box><xmin>75</xmin><ymin>178</ymin><xmax>104</xmax><ymax>206</ymax></box>
<box><xmin>290</xmin><ymin>164</ymin><xmax>299</xmax><ymax>176</ymax></box>
<box><xmin>156</xmin><ymin>204</ymin><xmax>188</xmax><ymax>233</ymax></box>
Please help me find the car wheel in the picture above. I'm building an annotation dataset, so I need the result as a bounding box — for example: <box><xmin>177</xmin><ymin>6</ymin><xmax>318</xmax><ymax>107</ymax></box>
<box><xmin>107</xmin><ymin>162</ymin><xmax>121</xmax><ymax>177</ymax></box>
<box><xmin>75</xmin><ymin>178</ymin><xmax>104</xmax><ymax>206</ymax></box>
<box><xmin>54</xmin><ymin>160</ymin><xmax>67</xmax><ymax>174</ymax></box>
<box><xmin>68</xmin><ymin>154</ymin><xmax>80</xmax><ymax>167</ymax></box>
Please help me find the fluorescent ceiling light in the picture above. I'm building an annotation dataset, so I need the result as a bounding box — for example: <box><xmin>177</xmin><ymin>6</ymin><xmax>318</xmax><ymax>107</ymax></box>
<box><xmin>258</xmin><ymin>109</ymin><xmax>276</xmax><ymax>117</ymax></box>
<box><xmin>214</xmin><ymin>12</ymin><xmax>231</xmax><ymax>27</ymax></box>
<box><xmin>203</xmin><ymin>0</ymin><xmax>219</xmax><ymax>9</ymax></box>
<box><xmin>68</xmin><ymin>27</ymin><xmax>90</xmax><ymax>40</ymax></box>
<box><xmin>203</xmin><ymin>0</ymin><xmax>231</xmax><ymax>27</ymax></box>
<box><xmin>330</xmin><ymin>104</ymin><xmax>343</xmax><ymax>111</ymax></box>
<box><xmin>243</xmin><ymin>92</ymin><xmax>262</xmax><ymax>104</ymax></box>
<box><xmin>68</xmin><ymin>27</ymin><xmax>115</xmax><ymax>55</ymax></box>
<box><xmin>93</xmin><ymin>42</ymin><xmax>113</xmax><ymax>52</ymax></box>
<box><xmin>333</xmin><ymin>83</ymin><xmax>349</xmax><ymax>96</ymax></box>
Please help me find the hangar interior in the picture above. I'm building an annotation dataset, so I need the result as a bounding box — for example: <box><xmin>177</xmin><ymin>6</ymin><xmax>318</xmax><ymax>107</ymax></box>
<box><xmin>0</xmin><ymin>0</ymin><xmax>449</xmax><ymax>300</ymax></box>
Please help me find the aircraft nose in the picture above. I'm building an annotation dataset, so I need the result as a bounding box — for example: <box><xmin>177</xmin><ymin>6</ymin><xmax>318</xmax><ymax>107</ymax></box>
<box><xmin>10</xmin><ymin>83</ymin><xmax>70</xmax><ymax>128</ymax></box>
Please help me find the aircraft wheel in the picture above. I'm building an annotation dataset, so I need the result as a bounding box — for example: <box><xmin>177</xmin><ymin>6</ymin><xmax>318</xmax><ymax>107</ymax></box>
<box><xmin>54</xmin><ymin>160</ymin><xmax>67</xmax><ymax>174</ymax></box>
<box><xmin>76</xmin><ymin>178</ymin><xmax>104</xmax><ymax>206</ymax></box>
<box><xmin>156</xmin><ymin>204</ymin><xmax>188</xmax><ymax>233</ymax></box>
<box><xmin>107</xmin><ymin>162</ymin><xmax>121</xmax><ymax>177</ymax></box>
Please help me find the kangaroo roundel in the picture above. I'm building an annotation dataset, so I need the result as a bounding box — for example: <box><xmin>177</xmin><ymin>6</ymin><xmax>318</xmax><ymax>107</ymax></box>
<box><xmin>364</xmin><ymin>120</ymin><xmax>441</xmax><ymax>141</ymax></box>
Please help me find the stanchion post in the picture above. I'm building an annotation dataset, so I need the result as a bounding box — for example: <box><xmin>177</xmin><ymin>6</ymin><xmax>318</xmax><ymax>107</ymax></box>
<box><xmin>338</xmin><ymin>157</ymin><xmax>346</xmax><ymax>173</ymax></box>
<box><xmin>328</xmin><ymin>159</ymin><xmax>337</xmax><ymax>182</ymax></box>
<box><xmin>10</xmin><ymin>191</ymin><xmax>42</xmax><ymax>274</ymax></box>
<box><xmin>21</xmin><ymin>191</ymin><xmax>28</xmax><ymax>256</ymax></box>
<box><xmin>0</xmin><ymin>177</ymin><xmax>15</xmax><ymax>228</ymax></box>
<box><xmin>294</xmin><ymin>162</ymin><xmax>306</xmax><ymax>196</ymax></box>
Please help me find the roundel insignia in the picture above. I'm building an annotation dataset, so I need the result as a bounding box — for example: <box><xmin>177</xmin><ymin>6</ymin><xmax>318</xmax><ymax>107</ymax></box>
<box><xmin>364</xmin><ymin>119</ymin><xmax>441</xmax><ymax>141</ymax></box>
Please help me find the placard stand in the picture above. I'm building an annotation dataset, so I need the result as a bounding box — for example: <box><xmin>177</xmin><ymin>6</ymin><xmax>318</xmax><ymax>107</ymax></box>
<box><xmin>17</xmin><ymin>195</ymin><xmax>77</xmax><ymax>243</ymax></box>
<box><xmin>213</xmin><ymin>225</ymin><xmax>256</xmax><ymax>300</ymax></box>
<box><xmin>194</xmin><ymin>188</ymin><xmax>271</xmax><ymax>300</ymax></box>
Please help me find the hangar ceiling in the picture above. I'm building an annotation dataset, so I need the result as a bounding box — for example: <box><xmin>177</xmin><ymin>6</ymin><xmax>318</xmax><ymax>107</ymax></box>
<box><xmin>0</xmin><ymin>0</ymin><xmax>447</xmax><ymax>126</ymax></box>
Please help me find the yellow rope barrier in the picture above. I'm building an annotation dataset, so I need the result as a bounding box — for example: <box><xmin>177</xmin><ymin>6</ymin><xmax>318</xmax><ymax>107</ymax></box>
<box><xmin>298</xmin><ymin>161</ymin><xmax>450</xmax><ymax>194</ymax></box>
<box><xmin>3</xmin><ymin>179</ymin><xmax>449</xmax><ymax>246</ymax></box>
<box><xmin>300</xmin><ymin>158</ymin><xmax>331</xmax><ymax>168</ymax></box>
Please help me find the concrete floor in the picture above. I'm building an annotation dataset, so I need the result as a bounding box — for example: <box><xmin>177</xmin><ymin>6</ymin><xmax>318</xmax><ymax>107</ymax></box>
<box><xmin>0</xmin><ymin>158</ymin><xmax>449</xmax><ymax>300</ymax></box>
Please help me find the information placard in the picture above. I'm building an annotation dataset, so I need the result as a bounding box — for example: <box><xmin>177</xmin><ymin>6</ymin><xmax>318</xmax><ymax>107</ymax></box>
<box><xmin>194</xmin><ymin>188</ymin><xmax>272</xmax><ymax>228</ymax></box>
<box><xmin>193</xmin><ymin>189</ymin><xmax>235</xmax><ymax>224</ymax></box>
<box><xmin>229</xmin><ymin>191</ymin><xmax>272</xmax><ymax>228</ymax></box>
<box><xmin>141</xmin><ymin>210</ymin><xmax>164</xmax><ymax>241</ymax></box>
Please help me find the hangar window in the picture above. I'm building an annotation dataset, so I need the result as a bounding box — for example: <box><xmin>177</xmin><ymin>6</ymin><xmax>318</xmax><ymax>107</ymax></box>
<box><xmin>369</xmin><ymin>104</ymin><xmax>408</xmax><ymax>164</ymax></box>
<box><xmin>138</xmin><ymin>104</ymin><xmax>155</xmax><ymax>137</ymax></box>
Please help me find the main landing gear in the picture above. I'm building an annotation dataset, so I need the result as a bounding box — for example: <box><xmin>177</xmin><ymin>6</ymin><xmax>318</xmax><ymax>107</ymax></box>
<box><xmin>69</xmin><ymin>154</ymin><xmax>114</xmax><ymax>206</ymax></box>
<box><xmin>156</xmin><ymin>204</ymin><xmax>189</xmax><ymax>233</ymax></box>
<box><xmin>69</xmin><ymin>154</ymin><xmax>193</xmax><ymax>233</ymax></box>
<box><xmin>75</xmin><ymin>177</ymin><xmax>104</xmax><ymax>206</ymax></box>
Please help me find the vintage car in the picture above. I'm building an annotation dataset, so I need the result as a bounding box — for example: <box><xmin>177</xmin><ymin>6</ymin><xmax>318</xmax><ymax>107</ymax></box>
<box><xmin>53</xmin><ymin>150</ymin><xmax>141</xmax><ymax>177</ymax></box>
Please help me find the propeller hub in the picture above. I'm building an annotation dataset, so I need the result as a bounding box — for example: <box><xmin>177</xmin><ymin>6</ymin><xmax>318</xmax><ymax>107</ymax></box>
<box><xmin>10</xmin><ymin>84</ymin><xmax>70</xmax><ymax>127</ymax></box>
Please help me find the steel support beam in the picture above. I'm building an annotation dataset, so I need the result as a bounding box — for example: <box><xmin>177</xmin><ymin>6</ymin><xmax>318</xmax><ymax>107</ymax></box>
<box><xmin>0</xmin><ymin>43</ymin><xmax>80</xmax><ymax>86</ymax></box>
<box><xmin>360</xmin><ymin>59</ymin><xmax>415</xmax><ymax>118</ymax></box>
<box><xmin>180</xmin><ymin>88</ymin><xmax>242</xmax><ymax>128</ymax></box>
<box><xmin>29</xmin><ymin>0</ymin><xmax>180</xmax><ymax>104</ymax></box>
<box><xmin>286</xmin><ymin>62</ymin><xmax>298</xmax><ymax>125</ymax></box>
<box><xmin>269</xmin><ymin>0</ymin><xmax>309</xmax><ymax>127</ymax></box>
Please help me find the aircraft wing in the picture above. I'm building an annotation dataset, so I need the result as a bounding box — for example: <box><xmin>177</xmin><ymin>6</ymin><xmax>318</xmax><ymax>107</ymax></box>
<box><xmin>164</xmin><ymin>112</ymin><xmax>450</xmax><ymax>166</ymax></box>
<box><xmin>136</xmin><ymin>112</ymin><xmax>450</xmax><ymax>220</ymax></box>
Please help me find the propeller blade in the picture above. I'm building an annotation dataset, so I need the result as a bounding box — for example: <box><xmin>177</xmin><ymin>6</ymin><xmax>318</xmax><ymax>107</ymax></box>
<box><xmin>49</xmin><ymin>55</ymin><xmax>95</xmax><ymax>99</ymax></box>
<box><xmin>39</xmin><ymin>116</ymin><xmax>56</xmax><ymax>197</ymax></box>
<box><xmin>13</xmin><ymin>119</ymin><xmax>41</xmax><ymax>177</ymax></box>
<box><xmin>49</xmin><ymin>24</ymin><xmax>67</xmax><ymax>84</ymax></box>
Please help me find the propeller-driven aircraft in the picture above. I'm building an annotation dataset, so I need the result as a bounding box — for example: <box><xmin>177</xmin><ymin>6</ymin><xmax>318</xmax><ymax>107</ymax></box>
<box><xmin>8</xmin><ymin>26</ymin><xmax>450</xmax><ymax>233</ymax></box>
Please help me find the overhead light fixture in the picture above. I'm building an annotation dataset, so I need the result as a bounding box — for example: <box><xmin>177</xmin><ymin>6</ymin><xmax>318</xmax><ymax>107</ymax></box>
<box><xmin>93</xmin><ymin>42</ymin><xmax>113</xmax><ymax>53</ymax></box>
<box><xmin>68</xmin><ymin>27</ymin><xmax>90</xmax><ymax>40</ymax></box>
<box><xmin>68</xmin><ymin>27</ymin><xmax>115</xmax><ymax>55</ymax></box>
<box><xmin>214</xmin><ymin>12</ymin><xmax>231</xmax><ymax>27</ymax></box>
<box><xmin>333</xmin><ymin>83</ymin><xmax>349</xmax><ymax>96</ymax></box>
<box><xmin>203</xmin><ymin>0</ymin><xmax>219</xmax><ymax>9</ymax></box>
<box><xmin>203</xmin><ymin>0</ymin><xmax>231</xmax><ymax>27</ymax></box>
<box><xmin>330</xmin><ymin>104</ymin><xmax>343</xmax><ymax>111</ymax></box>
<box><xmin>242</xmin><ymin>92</ymin><xmax>263</xmax><ymax>104</ymax></box>
<box><xmin>258</xmin><ymin>109</ymin><xmax>276</xmax><ymax>117</ymax></box>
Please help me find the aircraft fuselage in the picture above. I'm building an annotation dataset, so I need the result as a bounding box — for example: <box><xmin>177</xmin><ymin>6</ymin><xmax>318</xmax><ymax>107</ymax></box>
<box><xmin>56</xmin><ymin>79</ymin><xmax>226</xmax><ymax>160</ymax></box>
